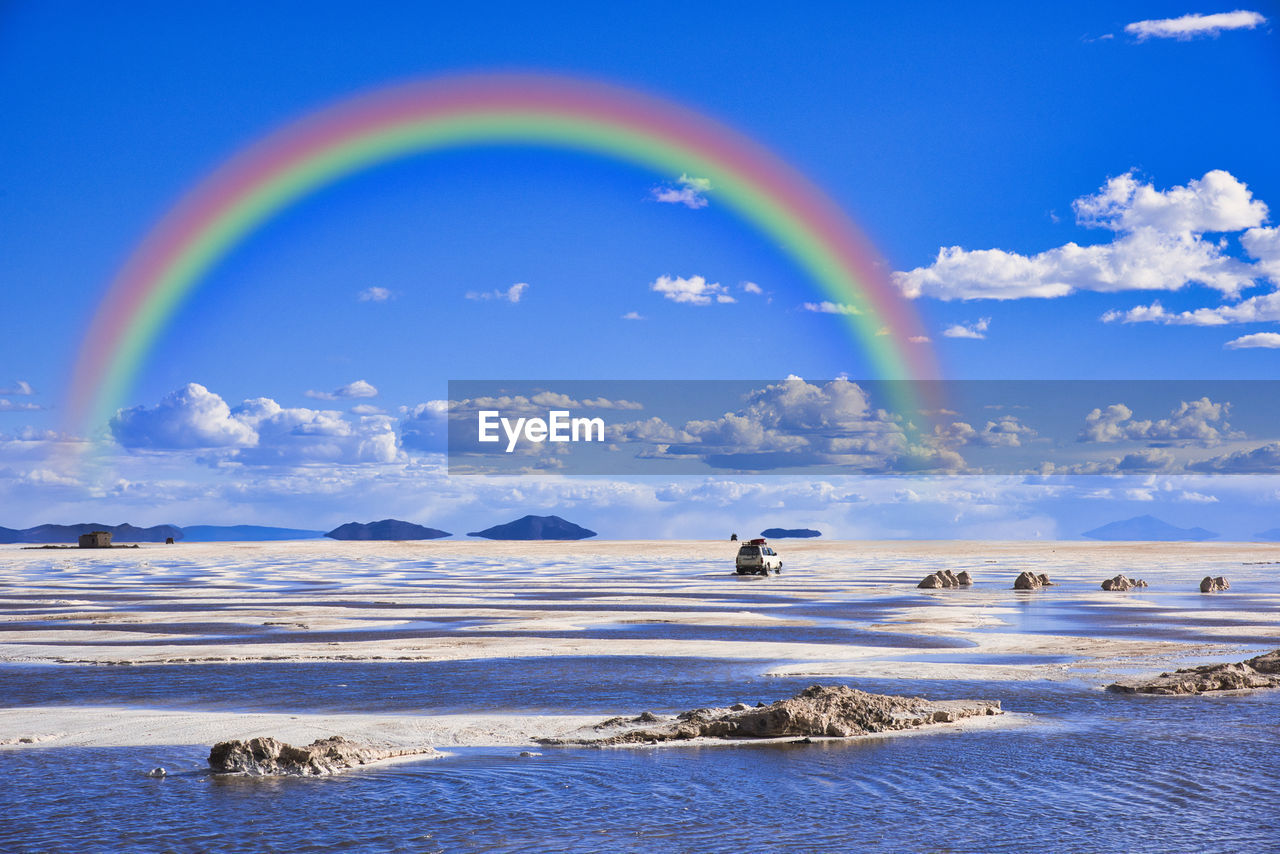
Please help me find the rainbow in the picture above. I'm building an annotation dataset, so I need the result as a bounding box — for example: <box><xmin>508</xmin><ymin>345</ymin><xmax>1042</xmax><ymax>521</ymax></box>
<box><xmin>66</xmin><ymin>73</ymin><xmax>938</xmax><ymax>441</ymax></box>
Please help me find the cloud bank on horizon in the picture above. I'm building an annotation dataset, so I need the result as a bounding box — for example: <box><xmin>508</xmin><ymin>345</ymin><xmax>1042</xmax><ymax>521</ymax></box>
<box><xmin>7</xmin><ymin>375</ymin><xmax>1278</xmax><ymax>538</ymax></box>
<box><xmin>93</xmin><ymin>377</ymin><xmax>1280</xmax><ymax>480</ymax></box>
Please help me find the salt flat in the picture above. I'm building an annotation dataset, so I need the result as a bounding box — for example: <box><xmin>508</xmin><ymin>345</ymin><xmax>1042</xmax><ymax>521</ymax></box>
<box><xmin>2</xmin><ymin>539</ymin><xmax>1277</xmax><ymax>748</ymax></box>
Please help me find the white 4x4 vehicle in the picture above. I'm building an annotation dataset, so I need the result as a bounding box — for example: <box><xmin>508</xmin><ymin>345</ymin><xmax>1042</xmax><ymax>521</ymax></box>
<box><xmin>735</xmin><ymin>538</ymin><xmax>782</xmax><ymax>576</ymax></box>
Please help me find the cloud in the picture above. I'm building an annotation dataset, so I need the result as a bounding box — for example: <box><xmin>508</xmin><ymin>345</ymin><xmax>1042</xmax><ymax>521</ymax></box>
<box><xmin>1074</xmin><ymin>169</ymin><xmax>1267</xmax><ymax>234</ymax></box>
<box><xmin>1225</xmin><ymin>332</ymin><xmax>1280</xmax><ymax>349</ymax></box>
<box><xmin>651</xmin><ymin>275</ymin><xmax>735</xmax><ymax>305</ymax></box>
<box><xmin>935</xmin><ymin>415</ymin><xmax>1036</xmax><ymax>448</ymax></box>
<box><xmin>1079</xmin><ymin>397</ymin><xmax>1238</xmax><ymax>446</ymax></box>
<box><xmin>1051</xmin><ymin>448</ymin><xmax>1181</xmax><ymax>475</ymax></box>
<box><xmin>621</xmin><ymin>311</ymin><xmax>645</xmax><ymax>320</ymax></box>
<box><xmin>0</xmin><ymin>400</ymin><xmax>42</xmax><ymax>412</ymax></box>
<box><xmin>908</xmin><ymin>335</ymin><xmax>932</xmax><ymax>344</ymax></box>
<box><xmin>801</xmin><ymin>301</ymin><xmax>861</xmax><ymax>315</ymax></box>
<box><xmin>350</xmin><ymin>404</ymin><xmax>384</xmax><ymax>415</ymax></box>
<box><xmin>0</xmin><ymin>381</ymin><xmax>34</xmax><ymax>396</ymax></box>
<box><xmin>1243</xmin><ymin>225</ymin><xmax>1280</xmax><ymax>279</ymax></box>
<box><xmin>1125</xmin><ymin>10</ymin><xmax>1267</xmax><ymax>40</ymax></box>
<box><xmin>895</xmin><ymin>170</ymin><xmax>1269</xmax><ymax>301</ymax></box>
<box><xmin>399</xmin><ymin>400</ymin><xmax>448</xmax><ymax>454</ymax></box>
<box><xmin>612</xmin><ymin>377</ymin><xmax>963</xmax><ymax>472</ymax></box>
<box><xmin>466</xmin><ymin>282</ymin><xmax>528</xmax><ymax>303</ymax></box>
<box><xmin>451</xmin><ymin>392</ymin><xmax>642</xmax><ymax>415</ymax></box>
<box><xmin>741</xmin><ymin>281</ymin><xmax>764</xmax><ymax>295</ymax></box>
<box><xmin>230</xmin><ymin>398</ymin><xmax>398</xmax><ymax>465</ymax></box>
<box><xmin>1104</xmin><ymin>226</ymin><xmax>1280</xmax><ymax>326</ymax></box>
<box><xmin>652</xmin><ymin>479</ymin><xmax>866</xmax><ymax>507</ymax></box>
<box><xmin>942</xmin><ymin>317</ymin><xmax>990</xmax><ymax>339</ymax></box>
<box><xmin>1102</xmin><ymin>292</ymin><xmax>1280</xmax><ymax>326</ymax></box>
<box><xmin>304</xmin><ymin>380</ymin><xmax>379</xmax><ymax>401</ymax></box>
<box><xmin>1188</xmin><ymin>441</ymin><xmax>1280</xmax><ymax>473</ymax></box>
<box><xmin>110</xmin><ymin>383</ymin><xmax>398</xmax><ymax>465</ymax></box>
<box><xmin>652</xmin><ymin>174</ymin><xmax>713</xmax><ymax>209</ymax></box>
<box><xmin>111</xmin><ymin>383</ymin><xmax>258</xmax><ymax>449</ymax></box>
<box><xmin>610</xmin><ymin>416</ymin><xmax>695</xmax><ymax>446</ymax></box>
<box><xmin>357</xmin><ymin>287</ymin><xmax>393</xmax><ymax>302</ymax></box>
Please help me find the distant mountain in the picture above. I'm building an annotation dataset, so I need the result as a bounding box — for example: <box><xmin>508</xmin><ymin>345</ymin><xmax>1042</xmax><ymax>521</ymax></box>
<box><xmin>1254</xmin><ymin>528</ymin><xmax>1280</xmax><ymax>541</ymax></box>
<box><xmin>1082</xmin><ymin>515</ymin><xmax>1219</xmax><ymax>542</ymax></box>
<box><xmin>181</xmin><ymin>525</ymin><xmax>326</xmax><ymax>542</ymax></box>
<box><xmin>467</xmin><ymin>514</ymin><xmax>596</xmax><ymax>540</ymax></box>
<box><xmin>761</xmin><ymin>528</ymin><xmax>822</xmax><ymax>539</ymax></box>
<box><xmin>325</xmin><ymin>519</ymin><xmax>451</xmax><ymax>540</ymax></box>
<box><xmin>0</xmin><ymin>523</ymin><xmax>183</xmax><ymax>544</ymax></box>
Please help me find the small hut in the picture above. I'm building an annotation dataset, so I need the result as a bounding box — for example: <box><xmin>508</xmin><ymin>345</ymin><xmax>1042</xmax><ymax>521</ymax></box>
<box><xmin>78</xmin><ymin>531</ymin><xmax>112</xmax><ymax>548</ymax></box>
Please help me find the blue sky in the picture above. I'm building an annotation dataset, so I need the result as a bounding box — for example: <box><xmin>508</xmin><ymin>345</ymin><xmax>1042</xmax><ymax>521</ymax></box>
<box><xmin>1</xmin><ymin>2</ymin><xmax>1278</xmax><ymax>536</ymax></box>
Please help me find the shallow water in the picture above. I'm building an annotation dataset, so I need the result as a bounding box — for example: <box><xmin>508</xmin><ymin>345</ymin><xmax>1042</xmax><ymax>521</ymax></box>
<box><xmin>0</xmin><ymin>657</ymin><xmax>817</xmax><ymax>714</ymax></box>
<box><xmin>5</xmin><ymin>541</ymin><xmax>1280</xmax><ymax>852</ymax></box>
<box><xmin>3</xmin><ymin>681</ymin><xmax>1278</xmax><ymax>853</ymax></box>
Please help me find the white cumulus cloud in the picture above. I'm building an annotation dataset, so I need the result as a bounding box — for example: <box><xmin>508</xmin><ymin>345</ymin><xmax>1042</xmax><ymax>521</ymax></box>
<box><xmin>1125</xmin><ymin>10</ymin><xmax>1267</xmax><ymax>40</ymax></box>
<box><xmin>651</xmin><ymin>275</ymin><xmax>735</xmax><ymax>305</ymax></box>
<box><xmin>942</xmin><ymin>317</ymin><xmax>990</xmax><ymax>339</ymax></box>
<box><xmin>935</xmin><ymin>415</ymin><xmax>1036</xmax><ymax>448</ymax></box>
<box><xmin>0</xmin><ymin>380</ymin><xmax>34</xmax><ymax>396</ymax></box>
<box><xmin>1103</xmin><ymin>226</ymin><xmax>1280</xmax><ymax>328</ymax></box>
<box><xmin>1189</xmin><ymin>441</ymin><xmax>1280</xmax><ymax>473</ymax></box>
<box><xmin>895</xmin><ymin>170</ymin><xmax>1269</xmax><ymax>301</ymax></box>
<box><xmin>612</xmin><ymin>377</ymin><xmax>963</xmax><ymax>472</ymax></box>
<box><xmin>652</xmin><ymin>174</ymin><xmax>713</xmax><ymax>209</ymax></box>
<box><xmin>1225</xmin><ymin>332</ymin><xmax>1280</xmax><ymax>349</ymax></box>
<box><xmin>1073</xmin><ymin>169</ymin><xmax>1267</xmax><ymax>233</ymax></box>
<box><xmin>231</xmin><ymin>398</ymin><xmax>398</xmax><ymax>465</ymax></box>
<box><xmin>801</xmin><ymin>301</ymin><xmax>861</xmax><ymax>315</ymax></box>
<box><xmin>1079</xmin><ymin>398</ymin><xmax>1238</xmax><ymax>446</ymax></box>
<box><xmin>111</xmin><ymin>383</ymin><xmax>258</xmax><ymax>449</ymax></box>
<box><xmin>466</xmin><ymin>282</ymin><xmax>528</xmax><ymax>303</ymax></box>
<box><xmin>111</xmin><ymin>383</ymin><xmax>398</xmax><ymax>465</ymax></box>
<box><xmin>357</xmin><ymin>287</ymin><xmax>393</xmax><ymax>302</ymax></box>
<box><xmin>304</xmin><ymin>380</ymin><xmax>379</xmax><ymax>401</ymax></box>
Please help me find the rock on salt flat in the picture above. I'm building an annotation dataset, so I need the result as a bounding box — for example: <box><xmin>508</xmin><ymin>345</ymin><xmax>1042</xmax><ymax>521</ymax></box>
<box><xmin>208</xmin><ymin>735</ymin><xmax>436</xmax><ymax>776</ymax></box>
<box><xmin>1108</xmin><ymin>650</ymin><xmax>1280</xmax><ymax>695</ymax></box>
<box><xmin>539</xmin><ymin>684</ymin><xmax>1002</xmax><ymax>746</ymax></box>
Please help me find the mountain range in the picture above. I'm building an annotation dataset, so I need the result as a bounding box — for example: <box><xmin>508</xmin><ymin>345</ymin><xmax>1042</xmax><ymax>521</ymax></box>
<box><xmin>0</xmin><ymin>523</ymin><xmax>183</xmax><ymax>544</ymax></box>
